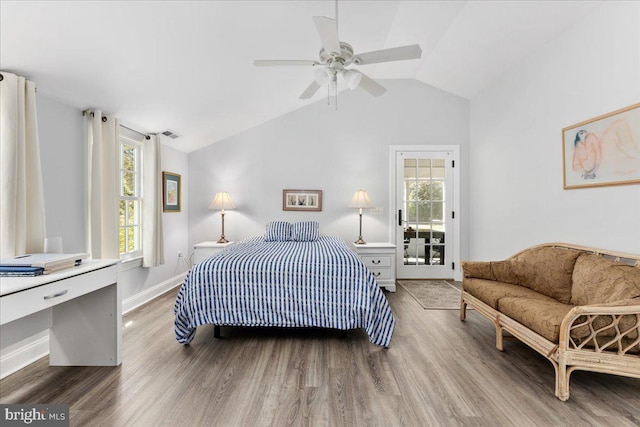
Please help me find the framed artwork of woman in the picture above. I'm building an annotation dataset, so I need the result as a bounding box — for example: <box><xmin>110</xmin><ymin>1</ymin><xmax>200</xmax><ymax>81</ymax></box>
<box><xmin>563</xmin><ymin>103</ymin><xmax>640</xmax><ymax>189</ymax></box>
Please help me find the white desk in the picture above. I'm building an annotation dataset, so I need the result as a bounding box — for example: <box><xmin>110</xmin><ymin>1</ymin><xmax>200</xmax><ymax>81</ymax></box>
<box><xmin>0</xmin><ymin>259</ymin><xmax>121</xmax><ymax>366</ymax></box>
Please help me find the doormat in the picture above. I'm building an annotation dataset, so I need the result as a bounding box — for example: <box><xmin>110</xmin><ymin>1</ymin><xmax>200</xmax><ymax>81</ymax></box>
<box><xmin>397</xmin><ymin>280</ymin><xmax>462</xmax><ymax>310</ymax></box>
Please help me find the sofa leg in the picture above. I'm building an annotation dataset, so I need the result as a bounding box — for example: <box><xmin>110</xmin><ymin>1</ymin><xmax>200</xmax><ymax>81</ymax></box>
<box><xmin>495</xmin><ymin>321</ymin><xmax>504</xmax><ymax>351</ymax></box>
<box><xmin>555</xmin><ymin>363</ymin><xmax>570</xmax><ymax>401</ymax></box>
<box><xmin>460</xmin><ymin>299</ymin><xmax>467</xmax><ymax>321</ymax></box>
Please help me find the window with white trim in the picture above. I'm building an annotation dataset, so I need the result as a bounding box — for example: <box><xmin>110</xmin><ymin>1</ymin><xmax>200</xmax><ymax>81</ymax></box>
<box><xmin>119</xmin><ymin>129</ymin><xmax>143</xmax><ymax>259</ymax></box>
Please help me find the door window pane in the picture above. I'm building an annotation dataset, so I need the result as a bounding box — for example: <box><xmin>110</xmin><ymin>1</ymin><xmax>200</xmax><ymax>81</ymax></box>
<box><xmin>431</xmin><ymin>202</ymin><xmax>444</xmax><ymax>221</ymax></box>
<box><xmin>402</xmin><ymin>156</ymin><xmax>447</xmax><ymax>268</ymax></box>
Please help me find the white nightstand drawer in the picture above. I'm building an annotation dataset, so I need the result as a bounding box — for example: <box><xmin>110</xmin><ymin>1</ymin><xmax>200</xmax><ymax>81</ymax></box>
<box><xmin>369</xmin><ymin>269</ymin><xmax>391</xmax><ymax>280</ymax></box>
<box><xmin>361</xmin><ymin>255</ymin><xmax>392</xmax><ymax>268</ymax></box>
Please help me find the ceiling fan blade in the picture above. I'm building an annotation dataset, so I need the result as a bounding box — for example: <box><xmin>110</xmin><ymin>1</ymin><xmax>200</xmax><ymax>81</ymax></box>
<box><xmin>355</xmin><ymin>44</ymin><xmax>422</xmax><ymax>65</ymax></box>
<box><xmin>299</xmin><ymin>81</ymin><xmax>322</xmax><ymax>99</ymax></box>
<box><xmin>312</xmin><ymin>16</ymin><xmax>341</xmax><ymax>55</ymax></box>
<box><xmin>254</xmin><ymin>60</ymin><xmax>319</xmax><ymax>67</ymax></box>
<box><xmin>358</xmin><ymin>74</ymin><xmax>386</xmax><ymax>97</ymax></box>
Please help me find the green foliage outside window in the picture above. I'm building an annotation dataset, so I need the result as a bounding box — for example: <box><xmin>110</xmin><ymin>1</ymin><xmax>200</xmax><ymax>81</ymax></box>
<box><xmin>119</xmin><ymin>142</ymin><xmax>141</xmax><ymax>255</ymax></box>
<box><xmin>404</xmin><ymin>180</ymin><xmax>444</xmax><ymax>223</ymax></box>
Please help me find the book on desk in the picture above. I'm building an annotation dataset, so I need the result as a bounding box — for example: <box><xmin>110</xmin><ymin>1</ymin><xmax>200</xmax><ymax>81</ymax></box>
<box><xmin>0</xmin><ymin>253</ymin><xmax>89</xmax><ymax>276</ymax></box>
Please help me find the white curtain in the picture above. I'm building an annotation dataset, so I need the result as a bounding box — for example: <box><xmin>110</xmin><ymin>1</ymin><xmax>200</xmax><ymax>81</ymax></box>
<box><xmin>86</xmin><ymin>110</ymin><xmax>119</xmax><ymax>259</ymax></box>
<box><xmin>0</xmin><ymin>72</ymin><xmax>46</xmax><ymax>257</ymax></box>
<box><xmin>142</xmin><ymin>134</ymin><xmax>164</xmax><ymax>267</ymax></box>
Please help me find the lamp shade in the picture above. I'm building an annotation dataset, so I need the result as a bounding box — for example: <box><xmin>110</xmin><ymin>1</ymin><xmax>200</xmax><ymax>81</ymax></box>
<box><xmin>349</xmin><ymin>190</ymin><xmax>372</xmax><ymax>209</ymax></box>
<box><xmin>209</xmin><ymin>192</ymin><xmax>235</xmax><ymax>210</ymax></box>
<box><xmin>343</xmin><ymin>69</ymin><xmax>363</xmax><ymax>90</ymax></box>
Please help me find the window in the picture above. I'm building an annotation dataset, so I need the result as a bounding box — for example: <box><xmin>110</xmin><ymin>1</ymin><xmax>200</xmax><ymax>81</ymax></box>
<box><xmin>119</xmin><ymin>128</ymin><xmax>144</xmax><ymax>259</ymax></box>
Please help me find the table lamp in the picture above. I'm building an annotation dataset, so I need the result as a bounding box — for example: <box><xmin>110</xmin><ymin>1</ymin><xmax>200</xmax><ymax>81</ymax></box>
<box><xmin>209</xmin><ymin>192</ymin><xmax>235</xmax><ymax>243</ymax></box>
<box><xmin>349</xmin><ymin>190</ymin><xmax>372</xmax><ymax>244</ymax></box>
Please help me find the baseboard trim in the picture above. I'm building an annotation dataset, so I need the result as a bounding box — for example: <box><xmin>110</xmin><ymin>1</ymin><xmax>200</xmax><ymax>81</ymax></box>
<box><xmin>0</xmin><ymin>273</ymin><xmax>186</xmax><ymax>380</ymax></box>
<box><xmin>122</xmin><ymin>272</ymin><xmax>186</xmax><ymax>314</ymax></box>
<box><xmin>0</xmin><ymin>331</ymin><xmax>49</xmax><ymax>380</ymax></box>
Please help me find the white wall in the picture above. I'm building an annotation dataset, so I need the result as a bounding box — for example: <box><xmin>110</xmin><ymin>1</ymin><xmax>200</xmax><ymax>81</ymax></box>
<box><xmin>1</xmin><ymin>95</ymin><xmax>190</xmax><ymax>372</ymax></box>
<box><xmin>38</xmin><ymin>96</ymin><xmax>87</xmax><ymax>252</ymax></box>
<box><xmin>188</xmin><ymin>79</ymin><xmax>470</xmax><ymax>259</ymax></box>
<box><xmin>469</xmin><ymin>1</ymin><xmax>640</xmax><ymax>260</ymax></box>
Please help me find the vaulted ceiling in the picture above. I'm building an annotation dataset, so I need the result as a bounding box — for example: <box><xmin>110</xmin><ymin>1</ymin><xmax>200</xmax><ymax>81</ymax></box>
<box><xmin>1</xmin><ymin>1</ymin><xmax>602</xmax><ymax>152</ymax></box>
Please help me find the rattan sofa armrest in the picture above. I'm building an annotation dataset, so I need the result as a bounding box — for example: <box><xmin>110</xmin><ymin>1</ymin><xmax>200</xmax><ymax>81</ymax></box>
<box><xmin>559</xmin><ymin>303</ymin><xmax>640</xmax><ymax>355</ymax></box>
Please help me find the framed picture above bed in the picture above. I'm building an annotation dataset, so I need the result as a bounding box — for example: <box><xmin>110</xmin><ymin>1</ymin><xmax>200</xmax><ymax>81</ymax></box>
<box><xmin>282</xmin><ymin>189</ymin><xmax>322</xmax><ymax>211</ymax></box>
<box><xmin>162</xmin><ymin>172</ymin><xmax>181</xmax><ymax>212</ymax></box>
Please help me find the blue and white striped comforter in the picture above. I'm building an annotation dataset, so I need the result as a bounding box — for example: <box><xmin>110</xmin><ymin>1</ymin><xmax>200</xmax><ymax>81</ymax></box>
<box><xmin>174</xmin><ymin>236</ymin><xmax>395</xmax><ymax>347</ymax></box>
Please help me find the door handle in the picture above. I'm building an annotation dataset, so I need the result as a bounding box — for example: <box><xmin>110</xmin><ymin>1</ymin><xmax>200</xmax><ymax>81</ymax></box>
<box><xmin>398</xmin><ymin>209</ymin><xmax>402</xmax><ymax>226</ymax></box>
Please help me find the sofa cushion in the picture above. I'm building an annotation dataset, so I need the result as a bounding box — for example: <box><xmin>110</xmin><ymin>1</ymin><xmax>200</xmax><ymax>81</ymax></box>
<box><xmin>498</xmin><ymin>297</ymin><xmax>574</xmax><ymax>343</ymax></box>
<box><xmin>461</xmin><ymin>261</ymin><xmax>494</xmax><ymax>280</ymax></box>
<box><xmin>463</xmin><ymin>278</ymin><xmax>553</xmax><ymax>310</ymax></box>
<box><xmin>461</xmin><ymin>260</ymin><xmax>518</xmax><ymax>284</ymax></box>
<box><xmin>491</xmin><ymin>260</ymin><xmax>518</xmax><ymax>284</ymax></box>
<box><xmin>511</xmin><ymin>246</ymin><xmax>583</xmax><ymax>304</ymax></box>
<box><xmin>570</xmin><ymin>253</ymin><xmax>640</xmax><ymax>306</ymax></box>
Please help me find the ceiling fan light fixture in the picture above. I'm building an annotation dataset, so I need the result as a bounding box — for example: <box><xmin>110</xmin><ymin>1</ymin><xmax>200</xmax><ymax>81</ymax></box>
<box><xmin>314</xmin><ymin>68</ymin><xmax>330</xmax><ymax>85</ymax></box>
<box><xmin>343</xmin><ymin>69</ymin><xmax>363</xmax><ymax>90</ymax></box>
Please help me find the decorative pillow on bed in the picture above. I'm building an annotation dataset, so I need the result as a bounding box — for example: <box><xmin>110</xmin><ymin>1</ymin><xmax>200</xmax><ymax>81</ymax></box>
<box><xmin>264</xmin><ymin>221</ymin><xmax>292</xmax><ymax>241</ymax></box>
<box><xmin>291</xmin><ymin>221</ymin><xmax>320</xmax><ymax>241</ymax></box>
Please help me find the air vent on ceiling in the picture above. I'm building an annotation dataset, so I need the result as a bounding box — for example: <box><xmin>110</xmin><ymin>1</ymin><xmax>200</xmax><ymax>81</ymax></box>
<box><xmin>161</xmin><ymin>129</ymin><xmax>180</xmax><ymax>139</ymax></box>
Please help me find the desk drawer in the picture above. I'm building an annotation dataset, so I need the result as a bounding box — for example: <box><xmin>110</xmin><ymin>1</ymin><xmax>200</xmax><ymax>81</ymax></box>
<box><xmin>0</xmin><ymin>265</ymin><xmax>117</xmax><ymax>325</ymax></box>
<box><xmin>361</xmin><ymin>255</ymin><xmax>392</xmax><ymax>268</ymax></box>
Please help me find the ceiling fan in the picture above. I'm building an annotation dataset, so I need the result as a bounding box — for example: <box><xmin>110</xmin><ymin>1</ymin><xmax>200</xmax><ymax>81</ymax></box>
<box><xmin>253</xmin><ymin>1</ymin><xmax>422</xmax><ymax>106</ymax></box>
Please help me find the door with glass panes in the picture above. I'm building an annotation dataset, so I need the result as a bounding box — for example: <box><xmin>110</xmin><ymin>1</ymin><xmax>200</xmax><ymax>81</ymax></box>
<box><xmin>396</xmin><ymin>151</ymin><xmax>453</xmax><ymax>279</ymax></box>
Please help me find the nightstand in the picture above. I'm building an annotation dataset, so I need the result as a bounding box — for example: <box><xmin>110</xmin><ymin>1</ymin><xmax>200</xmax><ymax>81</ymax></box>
<box><xmin>351</xmin><ymin>242</ymin><xmax>397</xmax><ymax>292</ymax></box>
<box><xmin>193</xmin><ymin>241</ymin><xmax>234</xmax><ymax>263</ymax></box>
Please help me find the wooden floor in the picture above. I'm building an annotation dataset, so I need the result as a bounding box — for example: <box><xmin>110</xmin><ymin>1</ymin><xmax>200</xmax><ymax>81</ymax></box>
<box><xmin>1</xmin><ymin>285</ymin><xmax>639</xmax><ymax>426</ymax></box>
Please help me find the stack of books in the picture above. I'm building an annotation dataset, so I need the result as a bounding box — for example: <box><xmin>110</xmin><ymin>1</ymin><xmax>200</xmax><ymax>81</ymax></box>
<box><xmin>0</xmin><ymin>253</ymin><xmax>89</xmax><ymax>277</ymax></box>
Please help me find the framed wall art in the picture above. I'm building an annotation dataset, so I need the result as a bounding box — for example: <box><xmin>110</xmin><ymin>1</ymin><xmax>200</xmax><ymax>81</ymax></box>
<box><xmin>562</xmin><ymin>103</ymin><xmax>640</xmax><ymax>189</ymax></box>
<box><xmin>162</xmin><ymin>172</ymin><xmax>181</xmax><ymax>212</ymax></box>
<box><xmin>282</xmin><ymin>189</ymin><xmax>322</xmax><ymax>211</ymax></box>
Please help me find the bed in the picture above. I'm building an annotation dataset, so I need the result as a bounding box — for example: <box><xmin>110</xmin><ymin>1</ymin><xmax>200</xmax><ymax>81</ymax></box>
<box><xmin>174</xmin><ymin>231</ymin><xmax>395</xmax><ymax>347</ymax></box>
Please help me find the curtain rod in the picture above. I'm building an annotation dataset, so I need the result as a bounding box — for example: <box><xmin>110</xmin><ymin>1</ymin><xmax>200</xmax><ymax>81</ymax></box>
<box><xmin>82</xmin><ymin>110</ymin><xmax>151</xmax><ymax>140</ymax></box>
<box><xmin>121</xmin><ymin>124</ymin><xmax>151</xmax><ymax>140</ymax></box>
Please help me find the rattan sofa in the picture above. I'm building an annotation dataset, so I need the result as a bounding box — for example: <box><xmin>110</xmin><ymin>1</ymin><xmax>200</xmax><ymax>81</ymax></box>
<box><xmin>460</xmin><ymin>243</ymin><xmax>640</xmax><ymax>401</ymax></box>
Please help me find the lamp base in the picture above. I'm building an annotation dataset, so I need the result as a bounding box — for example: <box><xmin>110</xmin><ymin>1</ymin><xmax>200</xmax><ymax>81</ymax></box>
<box><xmin>354</xmin><ymin>237</ymin><xmax>366</xmax><ymax>245</ymax></box>
<box><xmin>217</xmin><ymin>236</ymin><xmax>229</xmax><ymax>243</ymax></box>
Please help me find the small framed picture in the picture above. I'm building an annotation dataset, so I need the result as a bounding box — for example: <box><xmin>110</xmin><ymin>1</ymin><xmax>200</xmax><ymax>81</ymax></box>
<box><xmin>282</xmin><ymin>189</ymin><xmax>322</xmax><ymax>211</ymax></box>
<box><xmin>162</xmin><ymin>172</ymin><xmax>181</xmax><ymax>212</ymax></box>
